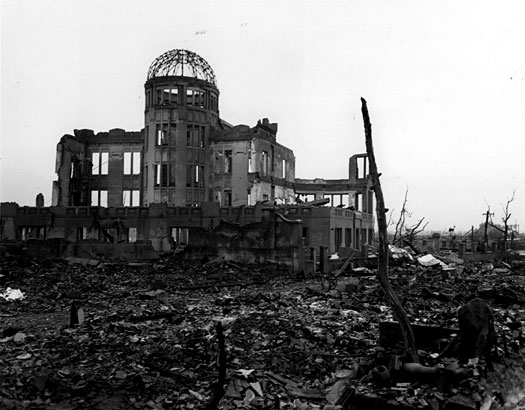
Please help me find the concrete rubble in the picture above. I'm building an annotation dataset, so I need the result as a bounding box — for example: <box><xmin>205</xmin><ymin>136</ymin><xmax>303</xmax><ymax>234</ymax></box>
<box><xmin>0</xmin><ymin>249</ymin><xmax>524</xmax><ymax>409</ymax></box>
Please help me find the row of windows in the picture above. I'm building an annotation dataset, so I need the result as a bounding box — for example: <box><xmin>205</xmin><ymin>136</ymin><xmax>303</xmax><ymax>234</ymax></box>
<box><xmin>154</xmin><ymin>164</ymin><xmax>176</xmax><ymax>187</ymax></box>
<box><xmin>146</xmin><ymin>87</ymin><xmax>218</xmax><ymax>111</ymax></box>
<box><xmin>154</xmin><ymin>123</ymin><xmax>205</xmax><ymax>147</ymax></box>
<box><xmin>151</xmin><ymin>164</ymin><xmax>204</xmax><ymax>188</ymax></box>
<box><xmin>333</xmin><ymin>227</ymin><xmax>374</xmax><ymax>252</ymax></box>
<box><xmin>91</xmin><ymin>152</ymin><xmax>109</xmax><ymax>175</ymax></box>
<box><xmin>77</xmin><ymin>226</ymin><xmax>138</xmax><ymax>243</ymax></box>
<box><xmin>90</xmin><ymin>190</ymin><xmax>140</xmax><ymax>207</ymax></box>
<box><xmin>187</xmin><ymin>165</ymin><xmax>204</xmax><ymax>188</ymax></box>
<box><xmin>21</xmin><ymin>226</ymin><xmax>189</xmax><ymax>246</ymax></box>
<box><xmin>92</xmin><ymin>152</ymin><xmax>141</xmax><ymax>176</ymax></box>
<box><xmin>296</xmin><ymin>193</ymin><xmax>369</xmax><ymax>210</ymax></box>
<box><xmin>156</xmin><ymin>124</ymin><xmax>175</xmax><ymax>146</ymax></box>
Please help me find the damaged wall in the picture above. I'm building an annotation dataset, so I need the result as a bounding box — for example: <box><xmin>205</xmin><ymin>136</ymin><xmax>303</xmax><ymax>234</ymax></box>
<box><xmin>209</xmin><ymin>119</ymin><xmax>296</xmax><ymax>207</ymax></box>
<box><xmin>1</xmin><ymin>201</ymin><xmax>372</xmax><ymax>260</ymax></box>
<box><xmin>188</xmin><ymin>211</ymin><xmax>304</xmax><ymax>269</ymax></box>
<box><xmin>52</xmin><ymin>129</ymin><xmax>144</xmax><ymax>208</ymax></box>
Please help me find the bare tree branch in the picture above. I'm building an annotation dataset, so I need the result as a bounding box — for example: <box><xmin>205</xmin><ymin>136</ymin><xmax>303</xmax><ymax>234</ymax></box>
<box><xmin>393</xmin><ymin>188</ymin><xmax>409</xmax><ymax>245</ymax></box>
<box><xmin>486</xmin><ymin>190</ymin><xmax>516</xmax><ymax>250</ymax></box>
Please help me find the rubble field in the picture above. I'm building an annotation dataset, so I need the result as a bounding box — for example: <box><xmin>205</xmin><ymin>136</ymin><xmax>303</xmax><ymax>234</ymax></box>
<box><xmin>1</xmin><ymin>252</ymin><xmax>525</xmax><ymax>410</ymax></box>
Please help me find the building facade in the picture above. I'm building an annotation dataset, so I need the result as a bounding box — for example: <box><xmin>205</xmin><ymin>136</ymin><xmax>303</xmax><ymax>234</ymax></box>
<box><xmin>2</xmin><ymin>49</ymin><xmax>377</xmax><ymax>262</ymax></box>
<box><xmin>209</xmin><ymin>119</ymin><xmax>296</xmax><ymax>207</ymax></box>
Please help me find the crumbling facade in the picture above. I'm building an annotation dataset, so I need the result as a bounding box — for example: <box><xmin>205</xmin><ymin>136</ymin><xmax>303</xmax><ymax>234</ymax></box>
<box><xmin>52</xmin><ymin>129</ymin><xmax>143</xmax><ymax>208</ymax></box>
<box><xmin>2</xmin><ymin>49</ymin><xmax>375</xmax><ymax>265</ymax></box>
<box><xmin>209</xmin><ymin>119</ymin><xmax>296</xmax><ymax>206</ymax></box>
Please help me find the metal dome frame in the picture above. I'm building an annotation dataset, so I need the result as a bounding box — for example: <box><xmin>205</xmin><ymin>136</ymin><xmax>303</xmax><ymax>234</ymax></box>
<box><xmin>147</xmin><ymin>49</ymin><xmax>216</xmax><ymax>86</ymax></box>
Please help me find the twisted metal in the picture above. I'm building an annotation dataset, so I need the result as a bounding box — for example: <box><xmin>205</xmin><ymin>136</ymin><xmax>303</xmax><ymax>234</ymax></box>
<box><xmin>147</xmin><ymin>49</ymin><xmax>216</xmax><ymax>85</ymax></box>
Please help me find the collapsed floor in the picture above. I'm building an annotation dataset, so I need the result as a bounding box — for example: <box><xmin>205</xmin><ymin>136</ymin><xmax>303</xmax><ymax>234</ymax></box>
<box><xmin>1</xmin><ymin>252</ymin><xmax>525</xmax><ymax>410</ymax></box>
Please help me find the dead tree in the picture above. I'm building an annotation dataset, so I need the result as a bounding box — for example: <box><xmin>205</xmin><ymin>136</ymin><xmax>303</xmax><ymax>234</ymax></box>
<box><xmin>361</xmin><ymin>98</ymin><xmax>419</xmax><ymax>363</ymax></box>
<box><xmin>392</xmin><ymin>189</ymin><xmax>409</xmax><ymax>245</ymax></box>
<box><xmin>404</xmin><ymin>217</ymin><xmax>428</xmax><ymax>246</ymax></box>
<box><xmin>489</xmin><ymin>191</ymin><xmax>516</xmax><ymax>250</ymax></box>
<box><xmin>391</xmin><ymin>188</ymin><xmax>428</xmax><ymax>248</ymax></box>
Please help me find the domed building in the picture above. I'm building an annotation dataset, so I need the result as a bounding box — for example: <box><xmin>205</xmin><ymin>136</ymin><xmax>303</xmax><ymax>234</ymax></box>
<box><xmin>40</xmin><ymin>49</ymin><xmax>375</xmax><ymax>258</ymax></box>
<box><xmin>143</xmin><ymin>49</ymin><xmax>220</xmax><ymax>206</ymax></box>
<box><xmin>52</xmin><ymin>49</ymin><xmax>298</xmax><ymax>209</ymax></box>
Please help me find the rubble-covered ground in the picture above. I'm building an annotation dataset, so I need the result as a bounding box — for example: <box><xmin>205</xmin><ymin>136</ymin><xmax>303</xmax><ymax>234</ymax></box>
<box><xmin>1</xmin><ymin>251</ymin><xmax>525</xmax><ymax>410</ymax></box>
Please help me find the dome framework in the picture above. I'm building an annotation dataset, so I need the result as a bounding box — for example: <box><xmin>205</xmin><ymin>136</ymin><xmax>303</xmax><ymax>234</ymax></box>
<box><xmin>147</xmin><ymin>49</ymin><xmax>216</xmax><ymax>86</ymax></box>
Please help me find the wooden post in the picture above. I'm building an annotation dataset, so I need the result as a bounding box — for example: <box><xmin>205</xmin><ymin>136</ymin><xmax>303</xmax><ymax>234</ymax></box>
<box><xmin>361</xmin><ymin>98</ymin><xmax>419</xmax><ymax>363</ymax></box>
<box><xmin>205</xmin><ymin>321</ymin><xmax>227</xmax><ymax>410</ymax></box>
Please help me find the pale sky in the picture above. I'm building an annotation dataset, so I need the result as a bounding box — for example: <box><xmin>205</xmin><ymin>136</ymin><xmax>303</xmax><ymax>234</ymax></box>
<box><xmin>1</xmin><ymin>0</ymin><xmax>524</xmax><ymax>232</ymax></box>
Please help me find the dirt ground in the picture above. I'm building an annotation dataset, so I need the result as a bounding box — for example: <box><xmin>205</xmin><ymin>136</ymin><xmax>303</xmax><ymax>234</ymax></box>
<box><xmin>1</xmin><ymin>253</ymin><xmax>525</xmax><ymax>410</ymax></box>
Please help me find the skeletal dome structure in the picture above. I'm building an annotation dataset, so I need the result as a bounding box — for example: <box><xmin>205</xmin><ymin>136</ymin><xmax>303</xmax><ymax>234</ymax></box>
<box><xmin>147</xmin><ymin>49</ymin><xmax>217</xmax><ymax>85</ymax></box>
<box><xmin>143</xmin><ymin>49</ymin><xmax>220</xmax><ymax>207</ymax></box>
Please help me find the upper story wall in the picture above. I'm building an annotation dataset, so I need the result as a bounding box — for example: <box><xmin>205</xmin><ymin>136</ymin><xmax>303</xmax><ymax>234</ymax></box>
<box><xmin>295</xmin><ymin>154</ymin><xmax>373</xmax><ymax>212</ymax></box>
<box><xmin>209</xmin><ymin>118</ymin><xmax>296</xmax><ymax>205</ymax></box>
<box><xmin>52</xmin><ymin>129</ymin><xmax>144</xmax><ymax>208</ymax></box>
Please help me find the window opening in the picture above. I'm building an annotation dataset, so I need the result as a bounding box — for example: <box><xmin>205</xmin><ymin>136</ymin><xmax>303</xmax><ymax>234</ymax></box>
<box><xmin>128</xmin><ymin>227</ymin><xmax>137</xmax><ymax>243</ymax></box>
<box><xmin>99</xmin><ymin>190</ymin><xmax>108</xmax><ymax>207</ymax></box>
<box><xmin>123</xmin><ymin>190</ymin><xmax>140</xmax><ymax>206</ymax></box>
<box><xmin>355</xmin><ymin>193</ymin><xmax>362</xmax><ymax>211</ymax></box>
<box><xmin>199</xmin><ymin>126</ymin><xmax>205</xmax><ymax>148</ymax></box>
<box><xmin>225</xmin><ymin>150</ymin><xmax>232</xmax><ymax>173</ymax></box>
<box><xmin>153</xmin><ymin>164</ymin><xmax>176</xmax><ymax>187</ymax></box>
<box><xmin>302</xmin><ymin>227</ymin><xmax>309</xmax><ymax>246</ymax></box>
<box><xmin>186</xmin><ymin>165</ymin><xmax>193</xmax><ymax>187</ymax></box>
<box><xmin>100</xmin><ymin>153</ymin><xmax>108</xmax><ymax>175</ymax></box>
<box><xmin>154</xmin><ymin>165</ymin><xmax>161</xmax><ymax>187</ymax></box>
<box><xmin>357</xmin><ymin>156</ymin><xmax>368</xmax><ymax>179</ymax></box>
<box><xmin>345</xmin><ymin>228</ymin><xmax>352</xmax><ymax>247</ymax></box>
<box><xmin>171</xmin><ymin>227</ymin><xmax>189</xmax><ymax>246</ymax></box>
<box><xmin>124</xmin><ymin>152</ymin><xmax>132</xmax><ymax>175</ymax></box>
<box><xmin>132</xmin><ymin>152</ymin><xmax>140</xmax><ymax>174</ymax></box>
<box><xmin>91</xmin><ymin>190</ymin><xmax>108</xmax><ymax>207</ymax></box>
<box><xmin>186</xmin><ymin>124</ymin><xmax>193</xmax><ymax>146</ymax></box>
<box><xmin>248</xmin><ymin>151</ymin><xmax>253</xmax><ymax>173</ymax></box>
<box><xmin>262</xmin><ymin>151</ymin><xmax>268</xmax><ymax>175</ymax></box>
<box><xmin>156</xmin><ymin>125</ymin><xmax>167</xmax><ymax>146</ymax></box>
<box><xmin>224</xmin><ymin>190</ymin><xmax>232</xmax><ymax>206</ymax></box>
<box><xmin>92</xmin><ymin>152</ymin><xmax>100</xmax><ymax>175</ymax></box>
<box><xmin>162</xmin><ymin>88</ymin><xmax>178</xmax><ymax>105</ymax></box>
<box><xmin>335</xmin><ymin>228</ymin><xmax>343</xmax><ymax>252</ymax></box>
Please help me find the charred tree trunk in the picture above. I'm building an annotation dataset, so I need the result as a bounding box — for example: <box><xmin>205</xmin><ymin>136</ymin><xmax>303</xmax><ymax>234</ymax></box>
<box><xmin>361</xmin><ymin>97</ymin><xmax>419</xmax><ymax>363</ymax></box>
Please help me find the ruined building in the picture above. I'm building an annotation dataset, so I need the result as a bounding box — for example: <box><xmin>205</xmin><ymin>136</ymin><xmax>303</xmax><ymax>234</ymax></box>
<box><xmin>1</xmin><ymin>49</ymin><xmax>375</xmax><ymax>268</ymax></box>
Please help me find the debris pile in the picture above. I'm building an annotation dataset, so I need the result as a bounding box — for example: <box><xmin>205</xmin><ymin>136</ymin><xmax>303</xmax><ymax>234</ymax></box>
<box><xmin>0</xmin><ymin>251</ymin><xmax>524</xmax><ymax>409</ymax></box>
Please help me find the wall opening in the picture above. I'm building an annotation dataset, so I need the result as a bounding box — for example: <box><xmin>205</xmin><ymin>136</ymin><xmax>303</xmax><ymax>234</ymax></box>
<box><xmin>123</xmin><ymin>190</ymin><xmax>140</xmax><ymax>206</ymax></box>
<box><xmin>171</xmin><ymin>227</ymin><xmax>189</xmax><ymax>246</ymax></box>
<box><xmin>262</xmin><ymin>151</ymin><xmax>268</xmax><ymax>175</ymax></box>
<box><xmin>357</xmin><ymin>156</ymin><xmax>368</xmax><ymax>179</ymax></box>
<box><xmin>335</xmin><ymin>228</ymin><xmax>342</xmax><ymax>252</ymax></box>
<box><xmin>91</xmin><ymin>190</ymin><xmax>108</xmax><ymax>207</ymax></box>
<box><xmin>225</xmin><ymin>150</ymin><xmax>232</xmax><ymax>173</ymax></box>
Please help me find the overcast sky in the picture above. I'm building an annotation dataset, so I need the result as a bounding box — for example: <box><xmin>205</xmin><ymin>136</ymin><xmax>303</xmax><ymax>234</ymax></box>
<box><xmin>1</xmin><ymin>0</ymin><xmax>524</xmax><ymax>232</ymax></box>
